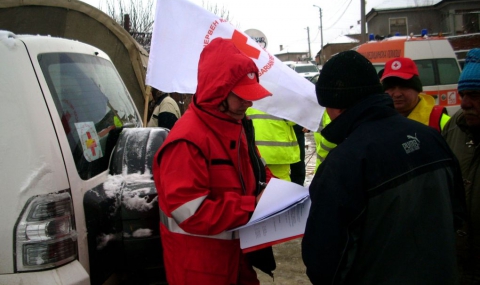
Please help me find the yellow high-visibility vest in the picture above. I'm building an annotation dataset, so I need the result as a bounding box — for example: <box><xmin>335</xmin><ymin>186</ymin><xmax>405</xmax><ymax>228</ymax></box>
<box><xmin>314</xmin><ymin>111</ymin><xmax>336</xmax><ymax>173</ymax></box>
<box><xmin>408</xmin><ymin>94</ymin><xmax>450</xmax><ymax>131</ymax></box>
<box><xmin>246</xmin><ymin>108</ymin><xmax>300</xmax><ymax>165</ymax></box>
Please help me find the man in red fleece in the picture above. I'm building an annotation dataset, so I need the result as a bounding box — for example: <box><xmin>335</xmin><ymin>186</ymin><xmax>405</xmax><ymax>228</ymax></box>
<box><xmin>153</xmin><ymin>38</ymin><xmax>274</xmax><ymax>285</ymax></box>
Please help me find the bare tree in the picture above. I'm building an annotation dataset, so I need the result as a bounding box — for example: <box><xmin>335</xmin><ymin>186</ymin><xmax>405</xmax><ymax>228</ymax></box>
<box><xmin>100</xmin><ymin>0</ymin><xmax>234</xmax><ymax>52</ymax></box>
<box><xmin>103</xmin><ymin>0</ymin><xmax>155</xmax><ymax>51</ymax></box>
<box><xmin>202</xmin><ymin>0</ymin><xmax>232</xmax><ymax>22</ymax></box>
<box><xmin>203</xmin><ymin>1</ymin><xmax>240</xmax><ymax>29</ymax></box>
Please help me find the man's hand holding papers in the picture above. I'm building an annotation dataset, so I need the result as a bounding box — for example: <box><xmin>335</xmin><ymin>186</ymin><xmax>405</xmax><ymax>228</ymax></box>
<box><xmin>230</xmin><ymin>178</ymin><xmax>311</xmax><ymax>251</ymax></box>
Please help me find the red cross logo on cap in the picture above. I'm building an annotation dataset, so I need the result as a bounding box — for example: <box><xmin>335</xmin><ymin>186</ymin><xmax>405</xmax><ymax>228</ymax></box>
<box><xmin>391</xmin><ymin>60</ymin><xmax>402</xmax><ymax>70</ymax></box>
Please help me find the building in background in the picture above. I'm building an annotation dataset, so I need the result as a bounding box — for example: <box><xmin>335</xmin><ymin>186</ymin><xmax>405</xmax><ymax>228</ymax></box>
<box><xmin>309</xmin><ymin>0</ymin><xmax>480</xmax><ymax>64</ymax></box>
<box><xmin>275</xmin><ymin>44</ymin><xmax>310</xmax><ymax>62</ymax></box>
<box><xmin>366</xmin><ymin>0</ymin><xmax>480</xmax><ymax>65</ymax></box>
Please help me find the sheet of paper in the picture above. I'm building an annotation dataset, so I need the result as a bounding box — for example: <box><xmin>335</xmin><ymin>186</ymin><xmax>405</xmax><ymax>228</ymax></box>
<box><xmin>252</xmin><ymin>195</ymin><xmax>309</xmax><ymax>224</ymax></box>
<box><xmin>230</xmin><ymin>178</ymin><xmax>309</xmax><ymax>231</ymax></box>
<box><xmin>239</xmin><ymin>198</ymin><xmax>311</xmax><ymax>249</ymax></box>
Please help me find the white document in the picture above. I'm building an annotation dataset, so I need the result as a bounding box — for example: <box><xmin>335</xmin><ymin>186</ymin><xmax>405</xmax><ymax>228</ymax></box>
<box><xmin>239</xmin><ymin>198</ymin><xmax>311</xmax><ymax>249</ymax></box>
<box><xmin>247</xmin><ymin>178</ymin><xmax>309</xmax><ymax>225</ymax></box>
<box><xmin>230</xmin><ymin>178</ymin><xmax>310</xmax><ymax>231</ymax></box>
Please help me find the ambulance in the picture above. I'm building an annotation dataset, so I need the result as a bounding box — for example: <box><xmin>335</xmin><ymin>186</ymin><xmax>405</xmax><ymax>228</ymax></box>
<box><xmin>355</xmin><ymin>35</ymin><xmax>462</xmax><ymax>115</ymax></box>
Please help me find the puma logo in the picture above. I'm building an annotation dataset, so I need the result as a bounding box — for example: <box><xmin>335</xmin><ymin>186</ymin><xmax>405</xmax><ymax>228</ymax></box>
<box><xmin>403</xmin><ymin>133</ymin><xmax>420</xmax><ymax>154</ymax></box>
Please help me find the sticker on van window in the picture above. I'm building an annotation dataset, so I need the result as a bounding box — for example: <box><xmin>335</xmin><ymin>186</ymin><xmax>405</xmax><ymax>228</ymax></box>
<box><xmin>75</xmin><ymin>122</ymin><xmax>104</xmax><ymax>162</ymax></box>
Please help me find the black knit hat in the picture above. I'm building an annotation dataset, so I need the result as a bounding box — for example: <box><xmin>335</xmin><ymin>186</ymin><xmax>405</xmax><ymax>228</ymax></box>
<box><xmin>382</xmin><ymin>76</ymin><xmax>423</xmax><ymax>92</ymax></box>
<box><xmin>316</xmin><ymin>50</ymin><xmax>383</xmax><ymax>109</ymax></box>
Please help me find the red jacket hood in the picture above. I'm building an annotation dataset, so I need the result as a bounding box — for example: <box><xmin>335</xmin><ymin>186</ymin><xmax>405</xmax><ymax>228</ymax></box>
<box><xmin>194</xmin><ymin>38</ymin><xmax>260</xmax><ymax>112</ymax></box>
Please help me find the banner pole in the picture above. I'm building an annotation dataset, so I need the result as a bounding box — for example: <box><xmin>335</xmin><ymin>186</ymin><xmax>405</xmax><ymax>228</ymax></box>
<box><xmin>144</xmin><ymin>85</ymin><xmax>152</xmax><ymax>126</ymax></box>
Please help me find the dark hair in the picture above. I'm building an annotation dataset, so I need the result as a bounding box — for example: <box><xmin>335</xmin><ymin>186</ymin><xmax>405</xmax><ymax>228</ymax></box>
<box><xmin>382</xmin><ymin>75</ymin><xmax>423</xmax><ymax>92</ymax></box>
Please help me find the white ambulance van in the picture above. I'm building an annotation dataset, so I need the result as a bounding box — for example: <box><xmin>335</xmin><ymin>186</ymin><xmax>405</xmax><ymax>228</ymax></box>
<box><xmin>355</xmin><ymin>35</ymin><xmax>462</xmax><ymax>115</ymax></box>
<box><xmin>0</xmin><ymin>31</ymin><xmax>167</xmax><ymax>284</ymax></box>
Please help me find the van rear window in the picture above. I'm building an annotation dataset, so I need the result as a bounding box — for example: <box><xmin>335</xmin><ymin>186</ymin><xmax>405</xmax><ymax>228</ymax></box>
<box><xmin>437</xmin><ymin>58</ymin><xmax>461</xmax><ymax>85</ymax></box>
<box><xmin>415</xmin><ymin>60</ymin><xmax>436</xmax><ymax>86</ymax></box>
<box><xmin>415</xmin><ymin>58</ymin><xmax>461</xmax><ymax>87</ymax></box>
<box><xmin>38</xmin><ymin>53</ymin><xmax>140</xmax><ymax>180</ymax></box>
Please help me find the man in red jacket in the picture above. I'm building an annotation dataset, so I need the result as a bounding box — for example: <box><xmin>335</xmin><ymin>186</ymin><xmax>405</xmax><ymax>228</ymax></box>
<box><xmin>153</xmin><ymin>38</ymin><xmax>274</xmax><ymax>285</ymax></box>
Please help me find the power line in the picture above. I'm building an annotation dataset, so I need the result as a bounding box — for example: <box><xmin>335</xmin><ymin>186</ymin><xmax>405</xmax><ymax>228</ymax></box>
<box><xmin>323</xmin><ymin>0</ymin><xmax>354</xmax><ymax>30</ymax></box>
<box><xmin>310</xmin><ymin>28</ymin><xmax>320</xmax><ymax>43</ymax></box>
<box><xmin>323</xmin><ymin>0</ymin><xmax>350</xmax><ymax>22</ymax></box>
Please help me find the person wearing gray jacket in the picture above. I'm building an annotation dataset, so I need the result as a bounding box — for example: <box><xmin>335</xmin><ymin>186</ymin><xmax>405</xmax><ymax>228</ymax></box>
<box><xmin>443</xmin><ymin>48</ymin><xmax>480</xmax><ymax>285</ymax></box>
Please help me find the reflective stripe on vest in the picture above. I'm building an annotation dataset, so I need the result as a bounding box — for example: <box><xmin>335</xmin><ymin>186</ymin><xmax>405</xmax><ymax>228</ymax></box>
<box><xmin>317</xmin><ymin>152</ymin><xmax>325</xmax><ymax>163</ymax></box>
<box><xmin>159</xmin><ymin>208</ymin><xmax>239</xmax><ymax>240</ymax></box>
<box><xmin>320</xmin><ymin>140</ymin><xmax>336</xmax><ymax>152</ymax></box>
<box><xmin>315</xmin><ymin>112</ymin><xmax>336</xmax><ymax>173</ymax></box>
<box><xmin>255</xmin><ymin>141</ymin><xmax>299</xmax><ymax>147</ymax></box>
<box><xmin>247</xmin><ymin>114</ymin><xmax>284</xmax><ymax>121</ymax></box>
<box><xmin>246</xmin><ymin>108</ymin><xmax>300</xmax><ymax>164</ymax></box>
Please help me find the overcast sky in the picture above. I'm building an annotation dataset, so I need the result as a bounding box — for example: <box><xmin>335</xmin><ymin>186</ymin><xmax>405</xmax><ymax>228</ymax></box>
<box><xmin>80</xmin><ymin>0</ymin><xmax>436</xmax><ymax>55</ymax></box>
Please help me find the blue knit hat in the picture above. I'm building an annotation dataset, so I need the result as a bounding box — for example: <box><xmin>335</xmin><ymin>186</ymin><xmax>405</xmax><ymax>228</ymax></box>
<box><xmin>458</xmin><ymin>48</ymin><xmax>480</xmax><ymax>92</ymax></box>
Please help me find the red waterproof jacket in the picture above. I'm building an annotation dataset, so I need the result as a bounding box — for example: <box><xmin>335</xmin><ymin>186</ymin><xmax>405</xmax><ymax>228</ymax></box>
<box><xmin>153</xmin><ymin>38</ymin><xmax>268</xmax><ymax>285</ymax></box>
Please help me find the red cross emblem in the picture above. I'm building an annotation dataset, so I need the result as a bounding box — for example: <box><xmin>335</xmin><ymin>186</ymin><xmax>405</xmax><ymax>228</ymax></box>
<box><xmin>232</xmin><ymin>30</ymin><xmax>261</xmax><ymax>60</ymax></box>
<box><xmin>391</xmin><ymin>60</ymin><xmax>402</xmax><ymax>70</ymax></box>
<box><xmin>85</xmin><ymin>132</ymin><xmax>97</xmax><ymax>156</ymax></box>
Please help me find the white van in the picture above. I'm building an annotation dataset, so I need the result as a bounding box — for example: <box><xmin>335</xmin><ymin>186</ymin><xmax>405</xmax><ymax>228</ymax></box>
<box><xmin>0</xmin><ymin>31</ymin><xmax>167</xmax><ymax>284</ymax></box>
<box><xmin>284</xmin><ymin>61</ymin><xmax>320</xmax><ymax>81</ymax></box>
<box><xmin>355</xmin><ymin>36</ymin><xmax>462</xmax><ymax>114</ymax></box>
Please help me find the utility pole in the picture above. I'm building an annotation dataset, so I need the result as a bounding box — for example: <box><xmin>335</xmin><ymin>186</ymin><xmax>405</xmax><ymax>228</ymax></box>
<box><xmin>313</xmin><ymin>5</ymin><xmax>323</xmax><ymax>65</ymax></box>
<box><xmin>361</xmin><ymin>0</ymin><xmax>366</xmax><ymax>43</ymax></box>
<box><xmin>306</xmin><ymin>27</ymin><xmax>312</xmax><ymax>61</ymax></box>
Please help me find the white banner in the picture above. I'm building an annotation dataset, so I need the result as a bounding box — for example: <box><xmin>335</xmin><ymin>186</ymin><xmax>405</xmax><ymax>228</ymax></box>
<box><xmin>146</xmin><ymin>0</ymin><xmax>323</xmax><ymax>131</ymax></box>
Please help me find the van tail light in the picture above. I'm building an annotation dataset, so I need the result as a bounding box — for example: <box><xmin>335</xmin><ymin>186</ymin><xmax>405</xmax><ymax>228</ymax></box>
<box><xmin>15</xmin><ymin>192</ymin><xmax>78</xmax><ymax>271</ymax></box>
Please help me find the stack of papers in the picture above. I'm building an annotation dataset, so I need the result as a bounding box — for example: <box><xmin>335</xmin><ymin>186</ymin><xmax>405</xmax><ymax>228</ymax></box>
<box><xmin>229</xmin><ymin>178</ymin><xmax>312</xmax><ymax>251</ymax></box>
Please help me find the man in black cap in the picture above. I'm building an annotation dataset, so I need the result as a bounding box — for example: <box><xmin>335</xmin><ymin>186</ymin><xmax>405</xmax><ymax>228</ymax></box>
<box><xmin>301</xmin><ymin>50</ymin><xmax>466</xmax><ymax>285</ymax></box>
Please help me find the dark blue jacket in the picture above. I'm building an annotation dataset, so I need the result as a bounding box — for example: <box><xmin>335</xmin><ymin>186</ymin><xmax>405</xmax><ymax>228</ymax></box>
<box><xmin>302</xmin><ymin>94</ymin><xmax>466</xmax><ymax>285</ymax></box>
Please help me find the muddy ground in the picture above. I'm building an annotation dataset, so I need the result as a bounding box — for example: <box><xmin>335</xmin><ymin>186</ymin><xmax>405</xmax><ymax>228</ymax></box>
<box><xmin>254</xmin><ymin>132</ymin><xmax>317</xmax><ymax>285</ymax></box>
<box><xmin>254</xmin><ymin>239</ymin><xmax>310</xmax><ymax>284</ymax></box>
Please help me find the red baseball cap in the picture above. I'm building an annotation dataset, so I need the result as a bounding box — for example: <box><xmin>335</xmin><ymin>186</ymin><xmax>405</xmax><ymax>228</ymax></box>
<box><xmin>231</xmin><ymin>73</ymin><xmax>272</xmax><ymax>101</ymax></box>
<box><xmin>380</xmin><ymin>57</ymin><xmax>419</xmax><ymax>81</ymax></box>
